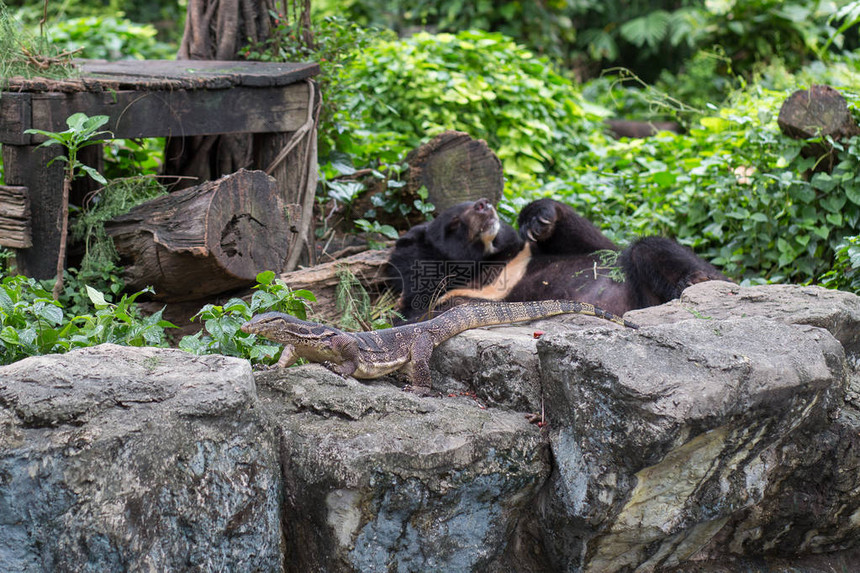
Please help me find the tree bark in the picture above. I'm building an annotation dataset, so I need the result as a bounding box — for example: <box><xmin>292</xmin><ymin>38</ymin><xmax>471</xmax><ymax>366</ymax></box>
<box><xmin>164</xmin><ymin>0</ymin><xmax>275</xmax><ymax>189</ymax></box>
<box><xmin>106</xmin><ymin>169</ymin><xmax>297</xmax><ymax>301</ymax></box>
<box><xmin>404</xmin><ymin>130</ymin><xmax>504</xmax><ymax>213</ymax></box>
<box><xmin>778</xmin><ymin>85</ymin><xmax>860</xmax><ymax>172</ymax></box>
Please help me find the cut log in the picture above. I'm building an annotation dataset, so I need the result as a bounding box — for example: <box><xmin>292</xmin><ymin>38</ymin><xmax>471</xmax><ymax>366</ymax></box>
<box><xmin>405</xmin><ymin>130</ymin><xmax>503</xmax><ymax>213</ymax></box>
<box><xmin>778</xmin><ymin>85</ymin><xmax>860</xmax><ymax>171</ymax></box>
<box><xmin>106</xmin><ymin>169</ymin><xmax>299</xmax><ymax>301</ymax></box>
<box><xmin>0</xmin><ymin>185</ymin><xmax>32</xmax><ymax>249</ymax></box>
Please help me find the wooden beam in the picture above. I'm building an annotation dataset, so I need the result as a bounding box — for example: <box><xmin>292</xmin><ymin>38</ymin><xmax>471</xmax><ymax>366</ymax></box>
<box><xmin>3</xmin><ymin>82</ymin><xmax>310</xmax><ymax>144</ymax></box>
<box><xmin>0</xmin><ymin>185</ymin><xmax>32</xmax><ymax>249</ymax></box>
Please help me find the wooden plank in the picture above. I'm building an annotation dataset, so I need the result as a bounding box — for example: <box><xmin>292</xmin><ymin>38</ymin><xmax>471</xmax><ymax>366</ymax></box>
<box><xmin>79</xmin><ymin>60</ymin><xmax>320</xmax><ymax>88</ymax></box>
<box><xmin>0</xmin><ymin>93</ymin><xmax>32</xmax><ymax>145</ymax></box>
<box><xmin>4</xmin><ymin>60</ymin><xmax>320</xmax><ymax>93</ymax></box>
<box><xmin>0</xmin><ymin>184</ymin><xmax>32</xmax><ymax>248</ymax></box>
<box><xmin>19</xmin><ymin>82</ymin><xmax>310</xmax><ymax>143</ymax></box>
<box><xmin>0</xmin><ymin>185</ymin><xmax>30</xmax><ymax>219</ymax></box>
<box><xmin>0</xmin><ymin>220</ymin><xmax>32</xmax><ymax>249</ymax></box>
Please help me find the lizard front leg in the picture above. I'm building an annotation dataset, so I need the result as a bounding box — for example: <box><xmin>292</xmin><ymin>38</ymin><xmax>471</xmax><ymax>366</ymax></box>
<box><xmin>321</xmin><ymin>334</ymin><xmax>361</xmax><ymax>378</ymax></box>
<box><xmin>403</xmin><ymin>333</ymin><xmax>437</xmax><ymax>396</ymax></box>
<box><xmin>276</xmin><ymin>344</ymin><xmax>298</xmax><ymax>368</ymax></box>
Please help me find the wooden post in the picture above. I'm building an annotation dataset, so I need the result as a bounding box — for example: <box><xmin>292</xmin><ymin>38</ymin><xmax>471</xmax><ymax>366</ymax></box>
<box><xmin>2</xmin><ymin>144</ymin><xmax>65</xmax><ymax>278</ymax></box>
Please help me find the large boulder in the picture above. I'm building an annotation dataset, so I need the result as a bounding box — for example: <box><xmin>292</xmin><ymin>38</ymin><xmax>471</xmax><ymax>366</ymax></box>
<box><xmin>0</xmin><ymin>345</ymin><xmax>282</xmax><ymax>572</ymax></box>
<box><xmin>256</xmin><ymin>365</ymin><xmax>549</xmax><ymax>572</ymax></box>
<box><xmin>537</xmin><ymin>318</ymin><xmax>845</xmax><ymax>571</ymax></box>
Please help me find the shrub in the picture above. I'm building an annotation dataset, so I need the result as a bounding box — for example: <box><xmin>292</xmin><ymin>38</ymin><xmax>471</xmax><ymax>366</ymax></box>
<box><xmin>48</xmin><ymin>15</ymin><xmax>174</xmax><ymax>60</ymax></box>
<box><xmin>519</xmin><ymin>77</ymin><xmax>860</xmax><ymax>286</ymax></box>
<box><xmin>0</xmin><ymin>276</ymin><xmax>173</xmax><ymax>365</ymax></box>
<box><xmin>337</xmin><ymin>29</ymin><xmax>605</xmax><ymax>191</ymax></box>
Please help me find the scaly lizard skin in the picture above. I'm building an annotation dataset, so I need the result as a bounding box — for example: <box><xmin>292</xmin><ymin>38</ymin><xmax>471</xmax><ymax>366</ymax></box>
<box><xmin>241</xmin><ymin>300</ymin><xmax>638</xmax><ymax>394</ymax></box>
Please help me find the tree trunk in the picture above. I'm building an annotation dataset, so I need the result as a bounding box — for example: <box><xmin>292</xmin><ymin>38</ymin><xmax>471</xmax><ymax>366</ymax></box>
<box><xmin>106</xmin><ymin>169</ymin><xmax>297</xmax><ymax>301</ymax></box>
<box><xmin>164</xmin><ymin>0</ymin><xmax>275</xmax><ymax>189</ymax></box>
<box><xmin>164</xmin><ymin>0</ymin><xmax>318</xmax><ymax>271</ymax></box>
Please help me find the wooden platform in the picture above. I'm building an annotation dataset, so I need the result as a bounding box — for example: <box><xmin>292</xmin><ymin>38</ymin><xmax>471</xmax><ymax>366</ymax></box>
<box><xmin>0</xmin><ymin>59</ymin><xmax>319</xmax><ymax>278</ymax></box>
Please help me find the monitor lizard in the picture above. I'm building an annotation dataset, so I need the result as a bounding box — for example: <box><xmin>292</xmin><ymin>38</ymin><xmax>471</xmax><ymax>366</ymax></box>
<box><xmin>241</xmin><ymin>300</ymin><xmax>638</xmax><ymax>395</ymax></box>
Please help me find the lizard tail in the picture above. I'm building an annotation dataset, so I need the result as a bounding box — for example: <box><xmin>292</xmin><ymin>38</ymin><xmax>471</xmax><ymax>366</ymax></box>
<box><xmin>426</xmin><ymin>300</ymin><xmax>638</xmax><ymax>345</ymax></box>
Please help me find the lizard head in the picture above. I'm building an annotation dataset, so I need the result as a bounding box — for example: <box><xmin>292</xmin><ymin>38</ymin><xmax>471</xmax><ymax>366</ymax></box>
<box><xmin>241</xmin><ymin>312</ymin><xmax>340</xmax><ymax>344</ymax></box>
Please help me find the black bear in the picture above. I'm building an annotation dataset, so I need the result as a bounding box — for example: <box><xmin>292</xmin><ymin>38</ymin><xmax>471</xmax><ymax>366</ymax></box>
<box><xmin>386</xmin><ymin>197</ymin><xmax>727</xmax><ymax>321</ymax></box>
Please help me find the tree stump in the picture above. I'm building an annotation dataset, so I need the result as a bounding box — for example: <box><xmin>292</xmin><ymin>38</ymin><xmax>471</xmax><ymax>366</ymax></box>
<box><xmin>106</xmin><ymin>169</ymin><xmax>299</xmax><ymax>301</ymax></box>
<box><xmin>778</xmin><ymin>85</ymin><xmax>860</xmax><ymax>171</ymax></box>
<box><xmin>405</xmin><ymin>130</ymin><xmax>504</xmax><ymax>212</ymax></box>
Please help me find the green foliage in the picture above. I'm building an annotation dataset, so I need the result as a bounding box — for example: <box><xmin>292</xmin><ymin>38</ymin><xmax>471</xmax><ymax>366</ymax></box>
<box><xmin>820</xmin><ymin>235</ymin><xmax>860</xmax><ymax>292</ymax></box>
<box><xmin>334</xmin><ymin>269</ymin><xmax>399</xmax><ymax>330</ymax></box>
<box><xmin>324</xmin><ymin>0</ymin><xmax>576</xmax><ymax>65</ymax></box>
<box><xmin>0</xmin><ymin>0</ymin><xmax>78</xmax><ymax>81</ymax></box>
<box><xmin>70</xmin><ymin>175</ymin><xmax>168</xmax><ymax>299</ymax></box>
<box><xmin>354</xmin><ymin>219</ymin><xmax>399</xmax><ymax>249</ymax></box>
<box><xmin>243</xmin><ymin>14</ymin><xmax>386</xmax><ymax>158</ymax></box>
<box><xmin>48</xmin><ymin>15</ymin><xmax>174</xmax><ymax>60</ymax></box>
<box><xmin>103</xmin><ymin>138</ymin><xmax>165</xmax><ymax>179</ymax></box>
<box><xmin>326</xmin><ymin>0</ymin><xmax>860</xmax><ymax>83</ymax></box>
<box><xmin>178</xmin><ymin>271</ymin><xmax>316</xmax><ymax>365</ymax></box>
<box><xmin>337</xmin><ymin>30</ymin><xmax>604</xmax><ymax>192</ymax></box>
<box><xmin>513</xmin><ymin>75</ymin><xmax>860</xmax><ymax>286</ymax></box>
<box><xmin>25</xmin><ymin>113</ymin><xmax>111</xmax><ymax>185</ymax></box>
<box><xmin>0</xmin><ymin>276</ymin><xmax>174</xmax><ymax>365</ymax></box>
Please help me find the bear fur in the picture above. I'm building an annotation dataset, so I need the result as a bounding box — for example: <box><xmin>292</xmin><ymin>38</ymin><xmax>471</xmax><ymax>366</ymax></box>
<box><xmin>387</xmin><ymin>198</ymin><xmax>727</xmax><ymax>321</ymax></box>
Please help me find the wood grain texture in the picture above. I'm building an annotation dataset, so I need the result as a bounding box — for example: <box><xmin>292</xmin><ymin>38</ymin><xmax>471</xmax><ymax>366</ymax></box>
<box><xmin>106</xmin><ymin>169</ymin><xmax>295</xmax><ymax>300</ymax></box>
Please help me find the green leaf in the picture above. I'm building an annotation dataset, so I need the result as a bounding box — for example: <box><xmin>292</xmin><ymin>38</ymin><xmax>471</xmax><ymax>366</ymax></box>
<box><xmin>652</xmin><ymin>171</ymin><xmax>677</xmax><ymax>188</ymax></box>
<box><xmin>292</xmin><ymin>289</ymin><xmax>316</xmax><ymax>302</ymax></box>
<box><xmin>86</xmin><ymin>286</ymin><xmax>110</xmax><ymax>309</ymax></box>
<box><xmin>811</xmin><ymin>172</ymin><xmax>836</xmax><ymax>192</ymax></box>
<box><xmin>846</xmin><ymin>185</ymin><xmax>860</xmax><ymax>206</ymax></box>
<box><xmin>256</xmin><ymin>270</ymin><xmax>276</xmax><ymax>286</ymax></box>
<box><xmin>79</xmin><ymin>164</ymin><xmax>107</xmax><ymax>184</ymax></box>
<box><xmin>35</xmin><ymin>303</ymin><xmax>64</xmax><ymax>325</ymax></box>
<box><xmin>619</xmin><ymin>11</ymin><xmax>670</xmax><ymax>49</ymax></box>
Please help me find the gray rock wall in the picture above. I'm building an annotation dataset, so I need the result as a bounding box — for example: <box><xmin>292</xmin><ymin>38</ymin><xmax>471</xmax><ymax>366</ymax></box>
<box><xmin>0</xmin><ymin>345</ymin><xmax>282</xmax><ymax>572</ymax></box>
<box><xmin>2</xmin><ymin>283</ymin><xmax>860</xmax><ymax>572</ymax></box>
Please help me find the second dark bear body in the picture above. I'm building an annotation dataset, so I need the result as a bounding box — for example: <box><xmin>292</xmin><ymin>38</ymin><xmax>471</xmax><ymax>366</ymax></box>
<box><xmin>387</xmin><ymin>198</ymin><xmax>727</xmax><ymax>322</ymax></box>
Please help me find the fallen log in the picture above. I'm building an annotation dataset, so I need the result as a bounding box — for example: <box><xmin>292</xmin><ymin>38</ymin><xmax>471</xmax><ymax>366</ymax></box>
<box><xmin>106</xmin><ymin>169</ymin><xmax>299</xmax><ymax>301</ymax></box>
<box><xmin>605</xmin><ymin>119</ymin><xmax>683</xmax><ymax>139</ymax></box>
<box><xmin>278</xmin><ymin>247</ymin><xmax>393</xmax><ymax>319</ymax></box>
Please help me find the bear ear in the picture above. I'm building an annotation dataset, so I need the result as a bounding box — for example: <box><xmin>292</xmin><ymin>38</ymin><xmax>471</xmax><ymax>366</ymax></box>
<box><xmin>446</xmin><ymin>215</ymin><xmax>461</xmax><ymax>231</ymax></box>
